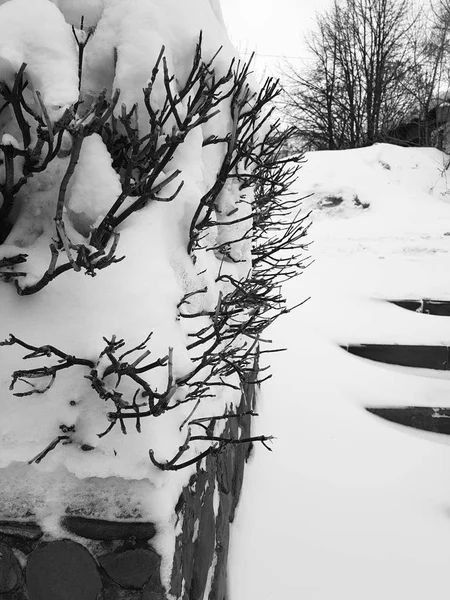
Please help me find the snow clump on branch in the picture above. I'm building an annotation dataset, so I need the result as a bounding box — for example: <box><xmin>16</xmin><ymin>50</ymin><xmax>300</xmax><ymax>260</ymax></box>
<box><xmin>0</xmin><ymin>0</ymin><xmax>78</xmax><ymax>118</ymax></box>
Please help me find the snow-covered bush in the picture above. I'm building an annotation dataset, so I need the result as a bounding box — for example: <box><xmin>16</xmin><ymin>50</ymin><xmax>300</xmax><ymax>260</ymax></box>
<box><xmin>0</xmin><ymin>0</ymin><xmax>308</xmax><ymax>531</ymax></box>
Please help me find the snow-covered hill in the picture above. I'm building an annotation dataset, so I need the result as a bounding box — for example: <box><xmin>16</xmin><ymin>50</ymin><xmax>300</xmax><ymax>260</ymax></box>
<box><xmin>230</xmin><ymin>143</ymin><xmax>450</xmax><ymax>600</ymax></box>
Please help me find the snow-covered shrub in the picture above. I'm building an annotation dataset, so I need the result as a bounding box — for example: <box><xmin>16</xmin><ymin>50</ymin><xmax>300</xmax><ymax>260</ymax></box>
<box><xmin>0</xmin><ymin>1</ymin><xmax>308</xmax><ymax>475</ymax></box>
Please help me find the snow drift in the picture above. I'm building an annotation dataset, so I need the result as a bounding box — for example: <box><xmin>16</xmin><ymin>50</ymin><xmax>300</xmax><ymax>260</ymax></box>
<box><xmin>230</xmin><ymin>142</ymin><xmax>450</xmax><ymax>600</ymax></box>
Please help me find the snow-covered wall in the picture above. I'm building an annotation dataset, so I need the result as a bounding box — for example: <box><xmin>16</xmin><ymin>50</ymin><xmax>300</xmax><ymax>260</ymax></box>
<box><xmin>0</xmin><ymin>372</ymin><xmax>256</xmax><ymax>599</ymax></box>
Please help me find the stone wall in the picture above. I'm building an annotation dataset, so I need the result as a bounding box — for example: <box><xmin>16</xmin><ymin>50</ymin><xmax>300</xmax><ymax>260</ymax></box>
<box><xmin>0</xmin><ymin>379</ymin><xmax>256</xmax><ymax>600</ymax></box>
<box><xmin>0</xmin><ymin>521</ymin><xmax>164</xmax><ymax>600</ymax></box>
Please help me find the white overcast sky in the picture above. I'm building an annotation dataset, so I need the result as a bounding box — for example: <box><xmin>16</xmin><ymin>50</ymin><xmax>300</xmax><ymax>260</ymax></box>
<box><xmin>220</xmin><ymin>0</ymin><xmax>331</xmax><ymax>78</ymax></box>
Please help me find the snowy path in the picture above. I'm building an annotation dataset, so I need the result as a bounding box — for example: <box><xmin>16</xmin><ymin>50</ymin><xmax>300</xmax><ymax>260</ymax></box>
<box><xmin>229</xmin><ymin>163</ymin><xmax>450</xmax><ymax>599</ymax></box>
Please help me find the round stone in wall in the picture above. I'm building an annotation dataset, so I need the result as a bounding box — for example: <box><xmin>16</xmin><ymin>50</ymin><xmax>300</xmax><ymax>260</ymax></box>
<box><xmin>99</xmin><ymin>548</ymin><xmax>160</xmax><ymax>589</ymax></box>
<box><xmin>0</xmin><ymin>542</ymin><xmax>22</xmax><ymax>593</ymax></box>
<box><xmin>142</xmin><ymin>577</ymin><xmax>168</xmax><ymax>600</ymax></box>
<box><xmin>142</xmin><ymin>584</ymin><xmax>167</xmax><ymax>600</ymax></box>
<box><xmin>26</xmin><ymin>540</ymin><xmax>102</xmax><ymax>600</ymax></box>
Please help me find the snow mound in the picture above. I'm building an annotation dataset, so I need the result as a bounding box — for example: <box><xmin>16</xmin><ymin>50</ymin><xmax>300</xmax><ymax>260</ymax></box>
<box><xmin>0</xmin><ymin>0</ymin><xmax>78</xmax><ymax>116</ymax></box>
<box><xmin>298</xmin><ymin>143</ymin><xmax>450</xmax><ymax>221</ymax></box>
<box><xmin>230</xmin><ymin>143</ymin><xmax>450</xmax><ymax>600</ymax></box>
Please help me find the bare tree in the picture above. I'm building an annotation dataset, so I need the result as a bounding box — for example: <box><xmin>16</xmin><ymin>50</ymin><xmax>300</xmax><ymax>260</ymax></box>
<box><xmin>280</xmin><ymin>0</ymin><xmax>416</xmax><ymax>150</ymax></box>
<box><xmin>393</xmin><ymin>5</ymin><xmax>450</xmax><ymax>146</ymax></box>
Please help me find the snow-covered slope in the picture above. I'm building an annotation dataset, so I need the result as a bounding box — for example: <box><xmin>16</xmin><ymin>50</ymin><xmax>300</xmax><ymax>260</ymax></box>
<box><xmin>229</xmin><ymin>143</ymin><xmax>450</xmax><ymax>600</ymax></box>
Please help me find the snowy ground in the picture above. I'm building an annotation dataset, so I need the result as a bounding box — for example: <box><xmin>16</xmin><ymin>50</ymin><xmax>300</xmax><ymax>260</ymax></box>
<box><xmin>229</xmin><ymin>144</ymin><xmax>450</xmax><ymax>600</ymax></box>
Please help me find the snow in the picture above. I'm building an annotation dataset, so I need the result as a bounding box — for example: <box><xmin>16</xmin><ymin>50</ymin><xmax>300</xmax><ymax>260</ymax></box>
<box><xmin>229</xmin><ymin>143</ymin><xmax>450</xmax><ymax>600</ymax></box>
<box><xmin>66</xmin><ymin>133</ymin><xmax>122</xmax><ymax>237</ymax></box>
<box><xmin>81</xmin><ymin>0</ymin><xmax>237</xmax><ymax>136</ymax></box>
<box><xmin>0</xmin><ymin>0</ymin><xmax>78</xmax><ymax>117</ymax></box>
<box><xmin>52</xmin><ymin>0</ymin><xmax>105</xmax><ymax>28</ymax></box>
